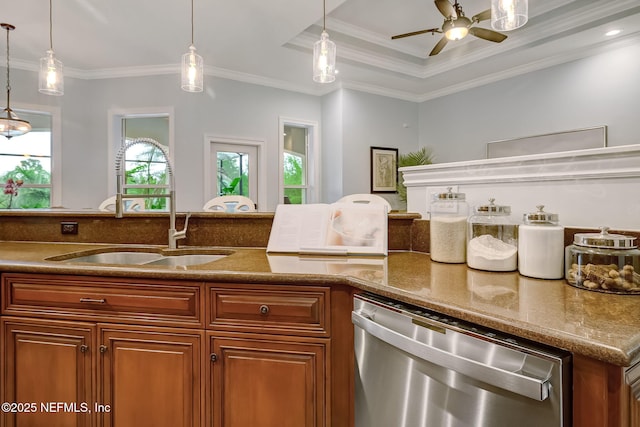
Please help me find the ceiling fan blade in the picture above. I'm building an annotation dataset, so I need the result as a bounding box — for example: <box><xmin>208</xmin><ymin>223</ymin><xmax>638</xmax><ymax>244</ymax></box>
<box><xmin>391</xmin><ymin>28</ymin><xmax>441</xmax><ymax>40</ymax></box>
<box><xmin>471</xmin><ymin>9</ymin><xmax>491</xmax><ymax>23</ymax></box>
<box><xmin>429</xmin><ymin>36</ymin><xmax>449</xmax><ymax>56</ymax></box>
<box><xmin>468</xmin><ymin>26</ymin><xmax>507</xmax><ymax>43</ymax></box>
<box><xmin>435</xmin><ymin>0</ymin><xmax>456</xmax><ymax>18</ymax></box>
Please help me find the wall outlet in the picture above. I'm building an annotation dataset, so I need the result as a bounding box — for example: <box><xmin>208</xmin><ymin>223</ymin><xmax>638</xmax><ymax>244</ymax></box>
<box><xmin>61</xmin><ymin>221</ymin><xmax>79</xmax><ymax>235</ymax></box>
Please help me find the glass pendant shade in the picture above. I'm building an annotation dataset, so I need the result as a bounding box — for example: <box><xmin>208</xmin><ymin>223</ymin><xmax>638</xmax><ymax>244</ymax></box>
<box><xmin>491</xmin><ymin>0</ymin><xmax>528</xmax><ymax>31</ymax></box>
<box><xmin>0</xmin><ymin>108</ymin><xmax>31</xmax><ymax>139</ymax></box>
<box><xmin>39</xmin><ymin>49</ymin><xmax>64</xmax><ymax>96</ymax></box>
<box><xmin>181</xmin><ymin>45</ymin><xmax>203</xmax><ymax>92</ymax></box>
<box><xmin>313</xmin><ymin>31</ymin><xmax>336</xmax><ymax>83</ymax></box>
<box><xmin>1</xmin><ymin>23</ymin><xmax>30</xmax><ymax>139</ymax></box>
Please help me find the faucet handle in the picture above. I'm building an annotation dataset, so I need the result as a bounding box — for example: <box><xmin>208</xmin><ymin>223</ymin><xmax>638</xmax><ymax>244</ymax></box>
<box><xmin>183</xmin><ymin>212</ymin><xmax>192</xmax><ymax>231</ymax></box>
<box><xmin>174</xmin><ymin>212</ymin><xmax>191</xmax><ymax>240</ymax></box>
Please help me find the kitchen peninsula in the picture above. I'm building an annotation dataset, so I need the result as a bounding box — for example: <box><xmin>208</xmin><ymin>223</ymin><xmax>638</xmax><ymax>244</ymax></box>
<box><xmin>0</xmin><ymin>211</ymin><xmax>638</xmax><ymax>426</ymax></box>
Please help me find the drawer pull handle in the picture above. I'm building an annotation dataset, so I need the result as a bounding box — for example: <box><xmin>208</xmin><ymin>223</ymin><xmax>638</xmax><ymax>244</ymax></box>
<box><xmin>259</xmin><ymin>305</ymin><xmax>270</xmax><ymax>315</ymax></box>
<box><xmin>80</xmin><ymin>298</ymin><xmax>106</xmax><ymax>304</ymax></box>
<box><xmin>99</xmin><ymin>345</ymin><xmax>108</xmax><ymax>354</ymax></box>
<box><xmin>80</xmin><ymin>345</ymin><xmax>89</xmax><ymax>353</ymax></box>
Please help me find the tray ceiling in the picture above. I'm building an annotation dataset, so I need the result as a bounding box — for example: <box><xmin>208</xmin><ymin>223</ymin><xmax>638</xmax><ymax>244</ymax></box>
<box><xmin>3</xmin><ymin>0</ymin><xmax>640</xmax><ymax>101</ymax></box>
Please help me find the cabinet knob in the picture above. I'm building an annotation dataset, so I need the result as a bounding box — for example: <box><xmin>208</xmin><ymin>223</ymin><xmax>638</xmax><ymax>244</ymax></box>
<box><xmin>80</xmin><ymin>344</ymin><xmax>89</xmax><ymax>353</ymax></box>
<box><xmin>99</xmin><ymin>345</ymin><xmax>108</xmax><ymax>354</ymax></box>
<box><xmin>259</xmin><ymin>304</ymin><xmax>270</xmax><ymax>315</ymax></box>
<box><xmin>210</xmin><ymin>353</ymin><xmax>218</xmax><ymax>363</ymax></box>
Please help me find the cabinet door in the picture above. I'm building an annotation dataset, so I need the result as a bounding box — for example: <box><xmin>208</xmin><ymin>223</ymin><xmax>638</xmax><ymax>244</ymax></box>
<box><xmin>1</xmin><ymin>317</ymin><xmax>94</xmax><ymax>427</ymax></box>
<box><xmin>98</xmin><ymin>325</ymin><xmax>203</xmax><ymax>427</ymax></box>
<box><xmin>208</xmin><ymin>334</ymin><xmax>327</xmax><ymax>427</ymax></box>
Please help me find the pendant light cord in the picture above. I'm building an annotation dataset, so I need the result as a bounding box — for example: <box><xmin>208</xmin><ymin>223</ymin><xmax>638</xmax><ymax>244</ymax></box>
<box><xmin>49</xmin><ymin>0</ymin><xmax>53</xmax><ymax>50</ymax></box>
<box><xmin>5</xmin><ymin>26</ymin><xmax>10</xmax><ymax>108</ymax></box>
<box><xmin>323</xmin><ymin>0</ymin><xmax>326</xmax><ymax>31</ymax></box>
<box><xmin>190</xmin><ymin>0</ymin><xmax>194</xmax><ymax>45</ymax></box>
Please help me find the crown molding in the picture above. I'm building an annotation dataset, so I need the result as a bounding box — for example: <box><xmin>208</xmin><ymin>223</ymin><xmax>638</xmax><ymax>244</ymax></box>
<box><xmin>415</xmin><ymin>31</ymin><xmax>640</xmax><ymax>102</ymax></box>
<box><xmin>3</xmin><ymin>0</ymin><xmax>638</xmax><ymax>106</ymax></box>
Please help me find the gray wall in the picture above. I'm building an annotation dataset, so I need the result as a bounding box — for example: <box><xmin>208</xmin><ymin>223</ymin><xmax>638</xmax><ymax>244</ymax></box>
<box><xmin>341</xmin><ymin>90</ymin><xmax>419</xmax><ymax>209</ymax></box>
<box><xmin>8</xmin><ymin>71</ymin><xmax>324</xmax><ymax>211</ymax></box>
<box><xmin>6</xmin><ymin>39</ymin><xmax>638</xmax><ymax>211</ymax></box>
<box><xmin>419</xmin><ymin>41</ymin><xmax>640</xmax><ymax>163</ymax></box>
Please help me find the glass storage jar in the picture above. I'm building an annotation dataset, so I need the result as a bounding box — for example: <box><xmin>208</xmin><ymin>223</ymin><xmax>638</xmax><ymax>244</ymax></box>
<box><xmin>467</xmin><ymin>198</ymin><xmax>518</xmax><ymax>272</ymax></box>
<box><xmin>429</xmin><ymin>187</ymin><xmax>468</xmax><ymax>264</ymax></box>
<box><xmin>518</xmin><ymin>205</ymin><xmax>565</xmax><ymax>279</ymax></box>
<box><xmin>565</xmin><ymin>227</ymin><xmax>640</xmax><ymax>293</ymax></box>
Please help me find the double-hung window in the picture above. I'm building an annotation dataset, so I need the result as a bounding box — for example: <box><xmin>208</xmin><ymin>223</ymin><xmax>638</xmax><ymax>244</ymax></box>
<box><xmin>0</xmin><ymin>111</ymin><xmax>53</xmax><ymax>208</ymax></box>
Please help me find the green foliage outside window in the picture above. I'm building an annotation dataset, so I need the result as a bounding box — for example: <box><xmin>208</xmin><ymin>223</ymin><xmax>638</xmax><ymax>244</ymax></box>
<box><xmin>0</xmin><ymin>159</ymin><xmax>51</xmax><ymax>208</ymax></box>
<box><xmin>124</xmin><ymin>146</ymin><xmax>168</xmax><ymax>210</ymax></box>
<box><xmin>283</xmin><ymin>152</ymin><xmax>303</xmax><ymax>204</ymax></box>
<box><xmin>217</xmin><ymin>152</ymin><xmax>249</xmax><ymax>196</ymax></box>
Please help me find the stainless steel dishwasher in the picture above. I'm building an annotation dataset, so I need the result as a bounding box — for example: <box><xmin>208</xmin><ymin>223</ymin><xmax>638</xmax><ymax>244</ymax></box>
<box><xmin>353</xmin><ymin>293</ymin><xmax>571</xmax><ymax>427</ymax></box>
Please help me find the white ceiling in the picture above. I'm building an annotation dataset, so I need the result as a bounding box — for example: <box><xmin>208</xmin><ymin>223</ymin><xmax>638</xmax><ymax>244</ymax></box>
<box><xmin>3</xmin><ymin>0</ymin><xmax>640</xmax><ymax>101</ymax></box>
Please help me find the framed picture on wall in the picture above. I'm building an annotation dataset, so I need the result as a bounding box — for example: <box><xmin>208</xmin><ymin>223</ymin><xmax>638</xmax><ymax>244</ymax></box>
<box><xmin>370</xmin><ymin>146</ymin><xmax>398</xmax><ymax>193</ymax></box>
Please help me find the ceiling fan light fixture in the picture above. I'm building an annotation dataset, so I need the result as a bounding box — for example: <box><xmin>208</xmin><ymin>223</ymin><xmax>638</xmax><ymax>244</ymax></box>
<box><xmin>39</xmin><ymin>0</ymin><xmax>64</xmax><ymax>96</ymax></box>
<box><xmin>313</xmin><ymin>0</ymin><xmax>336</xmax><ymax>83</ymax></box>
<box><xmin>491</xmin><ymin>0</ymin><xmax>528</xmax><ymax>31</ymax></box>
<box><xmin>444</xmin><ymin>18</ymin><xmax>471</xmax><ymax>41</ymax></box>
<box><xmin>181</xmin><ymin>0</ymin><xmax>203</xmax><ymax>92</ymax></box>
<box><xmin>0</xmin><ymin>23</ymin><xmax>31</xmax><ymax>139</ymax></box>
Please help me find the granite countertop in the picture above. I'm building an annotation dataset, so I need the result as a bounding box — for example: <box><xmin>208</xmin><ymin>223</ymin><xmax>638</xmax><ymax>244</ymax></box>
<box><xmin>0</xmin><ymin>241</ymin><xmax>638</xmax><ymax>367</ymax></box>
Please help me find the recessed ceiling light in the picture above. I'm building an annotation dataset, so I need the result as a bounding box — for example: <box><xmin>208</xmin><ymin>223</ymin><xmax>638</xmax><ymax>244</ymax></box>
<box><xmin>605</xmin><ymin>29</ymin><xmax>622</xmax><ymax>37</ymax></box>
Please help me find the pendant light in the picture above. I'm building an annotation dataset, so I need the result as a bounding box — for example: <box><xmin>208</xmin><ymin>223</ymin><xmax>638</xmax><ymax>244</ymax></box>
<box><xmin>312</xmin><ymin>0</ymin><xmax>336</xmax><ymax>83</ymax></box>
<box><xmin>491</xmin><ymin>0</ymin><xmax>528</xmax><ymax>31</ymax></box>
<box><xmin>0</xmin><ymin>23</ymin><xmax>31</xmax><ymax>139</ymax></box>
<box><xmin>181</xmin><ymin>0</ymin><xmax>203</xmax><ymax>92</ymax></box>
<box><xmin>39</xmin><ymin>0</ymin><xmax>64</xmax><ymax>96</ymax></box>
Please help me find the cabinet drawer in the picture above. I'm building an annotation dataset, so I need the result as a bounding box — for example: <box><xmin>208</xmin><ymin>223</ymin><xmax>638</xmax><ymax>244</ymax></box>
<box><xmin>208</xmin><ymin>284</ymin><xmax>330</xmax><ymax>337</ymax></box>
<box><xmin>2</xmin><ymin>273</ymin><xmax>204</xmax><ymax>327</ymax></box>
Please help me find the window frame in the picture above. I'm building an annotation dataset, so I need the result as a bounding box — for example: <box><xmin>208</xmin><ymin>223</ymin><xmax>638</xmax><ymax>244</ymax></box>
<box><xmin>278</xmin><ymin>117</ymin><xmax>319</xmax><ymax>205</ymax></box>
<box><xmin>107</xmin><ymin>107</ymin><xmax>175</xmax><ymax>204</ymax></box>
<box><xmin>1</xmin><ymin>103</ymin><xmax>62</xmax><ymax>208</ymax></box>
<box><xmin>203</xmin><ymin>135</ymin><xmax>266</xmax><ymax>211</ymax></box>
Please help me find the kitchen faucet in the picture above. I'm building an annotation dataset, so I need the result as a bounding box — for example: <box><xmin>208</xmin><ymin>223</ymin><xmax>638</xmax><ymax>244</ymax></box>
<box><xmin>114</xmin><ymin>137</ymin><xmax>190</xmax><ymax>249</ymax></box>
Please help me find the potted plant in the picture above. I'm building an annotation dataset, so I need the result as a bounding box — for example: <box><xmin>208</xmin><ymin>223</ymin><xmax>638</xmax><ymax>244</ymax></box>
<box><xmin>397</xmin><ymin>147</ymin><xmax>434</xmax><ymax>202</ymax></box>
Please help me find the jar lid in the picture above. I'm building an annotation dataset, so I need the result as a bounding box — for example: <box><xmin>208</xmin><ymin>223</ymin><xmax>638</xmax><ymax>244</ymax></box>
<box><xmin>474</xmin><ymin>198</ymin><xmax>510</xmax><ymax>215</ymax></box>
<box><xmin>523</xmin><ymin>205</ymin><xmax>559</xmax><ymax>224</ymax></box>
<box><xmin>434</xmin><ymin>187</ymin><xmax>465</xmax><ymax>200</ymax></box>
<box><xmin>573</xmin><ymin>227</ymin><xmax>638</xmax><ymax>249</ymax></box>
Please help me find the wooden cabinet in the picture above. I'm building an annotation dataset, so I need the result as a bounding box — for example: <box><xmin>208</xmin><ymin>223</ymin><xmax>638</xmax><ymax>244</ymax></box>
<box><xmin>0</xmin><ymin>273</ymin><xmax>205</xmax><ymax>427</ymax></box>
<box><xmin>98</xmin><ymin>325</ymin><xmax>203</xmax><ymax>427</ymax></box>
<box><xmin>208</xmin><ymin>285</ymin><xmax>330</xmax><ymax>337</ymax></box>
<box><xmin>626</xmin><ymin>360</ymin><xmax>640</xmax><ymax>427</ymax></box>
<box><xmin>1</xmin><ymin>317</ymin><xmax>94</xmax><ymax>427</ymax></box>
<box><xmin>0</xmin><ymin>273</ymin><xmax>355</xmax><ymax>427</ymax></box>
<box><xmin>570</xmin><ymin>353</ymin><xmax>640</xmax><ymax>427</ymax></box>
<box><xmin>0</xmin><ymin>318</ymin><xmax>203</xmax><ymax>427</ymax></box>
<box><xmin>206</xmin><ymin>284</ymin><xmax>332</xmax><ymax>427</ymax></box>
<box><xmin>208</xmin><ymin>334</ymin><xmax>326</xmax><ymax>427</ymax></box>
<box><xmin>2</xmin><ymin>273</ymin><xmax>204</xmax><ymax>328</ymax></box>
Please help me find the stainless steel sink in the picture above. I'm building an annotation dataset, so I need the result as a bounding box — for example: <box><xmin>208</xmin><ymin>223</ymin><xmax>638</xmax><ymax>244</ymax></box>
<box><xmin>142</xmin><ymin>254</ymin><xmax>228</xmax><ymax>267</ymax></box>
<box><xmin>61</xmin><ymin>251</ymin><xmax>163</xmax><ymax>265</ymax></box>
<box><xmin>49</xmin><ymin>248</ymin><xmax>231</xmax><ymax>267</ymax></box>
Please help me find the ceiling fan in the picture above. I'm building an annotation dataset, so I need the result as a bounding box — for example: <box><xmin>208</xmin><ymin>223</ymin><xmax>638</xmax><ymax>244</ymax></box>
<box><xmin>391</xmin><ymin>0</ymin><xmax>507</xmax><ymax>56</ymax></box>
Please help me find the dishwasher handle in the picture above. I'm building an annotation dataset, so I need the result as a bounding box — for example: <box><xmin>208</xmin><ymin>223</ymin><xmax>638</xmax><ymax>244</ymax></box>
<box><xmin>352</xmin><ymin>310</ymin><xmax>551</xmax><ymax>401</ymax></box>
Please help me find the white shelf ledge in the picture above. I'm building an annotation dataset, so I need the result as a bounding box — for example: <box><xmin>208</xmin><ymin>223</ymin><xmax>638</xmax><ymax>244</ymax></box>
<box><xmin>400</xmin><ymin>145</ymin><xmax>640</xmax><ymax>230</ymax></box>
